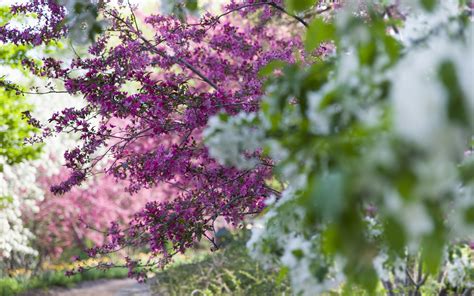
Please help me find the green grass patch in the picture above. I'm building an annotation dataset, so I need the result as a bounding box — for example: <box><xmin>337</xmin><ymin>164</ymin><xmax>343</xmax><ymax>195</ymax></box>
<box><xmin>0</xmin><ymin>267</ymin><xmax>128</xmax><ymax>296</ymax></box>
<box><xmin>152</xmin><ymin>233</ymin><xmax>292</xmax><ymax>296</ymax></box>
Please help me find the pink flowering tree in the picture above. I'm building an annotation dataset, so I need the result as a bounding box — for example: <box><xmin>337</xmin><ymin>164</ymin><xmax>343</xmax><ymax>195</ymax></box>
<box><xmin>1</xmin><ymin>0</ymin><xmax>312</xmax><ymax>279</ymax></box>
<box><xmin>29</xmin><ymin>171</ymin><xmax>160</xmax><ymax>260</ymax></box>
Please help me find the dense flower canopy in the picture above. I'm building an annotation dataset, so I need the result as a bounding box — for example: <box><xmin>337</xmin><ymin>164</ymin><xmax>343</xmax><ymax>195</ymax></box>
<box><xmin>1</xmin><ymin>0</ymin><xmax>306</xmax><ymax>271</ymax></box>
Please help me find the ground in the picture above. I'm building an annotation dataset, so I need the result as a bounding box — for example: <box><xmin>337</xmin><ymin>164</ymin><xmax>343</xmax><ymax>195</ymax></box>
<box><xmin>19</xmin><ymin>278</ymin><xmax>151</xmax><ymax>296</ymax></box>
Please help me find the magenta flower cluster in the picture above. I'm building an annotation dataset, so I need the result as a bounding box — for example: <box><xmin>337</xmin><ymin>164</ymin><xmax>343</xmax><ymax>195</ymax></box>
<box><xmin>2</xmin><ymin>0</ymin><xmax>309</xmax><ymax>274</ymax></box>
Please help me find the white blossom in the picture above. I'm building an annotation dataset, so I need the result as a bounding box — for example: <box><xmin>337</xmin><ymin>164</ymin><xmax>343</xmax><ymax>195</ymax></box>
<box><xmin>204</xmin><ymin>112</ymin><xmax>264</xmax><ymax>170</ymax></box>
<box><xmin>373</xmin><ymin>252</ymin><xmax>390</xmax><ymax>282</ymax></box>
<box><xmin>0</xmin><ymin>157</ymin><xmax>43</xmax><ymax>258</ymax></box>
<box><xmin>0</xmin><ymin>86</ymin><xmax>84</xmax><ymax>258</ymax></box>
<box><xmin>444</xmin><ymin>246</ymin><xmax>474</xmax><ymax>288</ymax></box>
<box><xmin>399</xmin><ymin>0</ymin><xmax>461</xmax><ymax>46</ymax></box>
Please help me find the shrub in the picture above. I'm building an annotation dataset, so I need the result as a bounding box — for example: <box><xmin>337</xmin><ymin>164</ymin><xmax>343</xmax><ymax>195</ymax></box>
<box><xmin>152</xmin><ymin>232</ymin><xmax>291</xmax><ymax>296</ymax></box>
<box><xmin>0</xmin><ymin>267</ymin><xmax>128</xmax><ymax>296</ymax></box>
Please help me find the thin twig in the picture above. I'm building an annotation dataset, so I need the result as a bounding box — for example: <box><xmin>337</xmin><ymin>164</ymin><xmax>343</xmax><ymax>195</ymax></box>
<box><xmin>268</xmin><ymin>2</ymin><xmax>309</xmax><ymax>27</ymax></box>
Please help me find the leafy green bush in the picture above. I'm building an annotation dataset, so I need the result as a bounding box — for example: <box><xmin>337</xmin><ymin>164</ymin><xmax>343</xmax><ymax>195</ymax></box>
<box><xmin>0</xmin><ymin>267</ymin><xmax>128</xmax><ymax>296</ymax></box>
<box><xmin>0</xmin><ymin>278</ymin><xmax>22</xmax><ymax>296</ymax></box>
<box><xmin>0</xmin><ymin>7</ymin><xmax>42</xmax><ymax>167</ymax></box>
<box><xmin>152</xmin><ymin>232</ymin><xmax>292</xmax><ymax>296</ymax></box>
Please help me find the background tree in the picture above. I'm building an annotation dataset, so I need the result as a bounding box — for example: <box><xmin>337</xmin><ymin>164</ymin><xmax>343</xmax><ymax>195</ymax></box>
<box><xmin>1</xmin><ymin>0</ymin><xmax>305</xmax><ymax>280</ymax></box>
<box><xmin>0</xmin><ymin>6</ymin><xmax>44</xmax><ymax>265</ymax></box>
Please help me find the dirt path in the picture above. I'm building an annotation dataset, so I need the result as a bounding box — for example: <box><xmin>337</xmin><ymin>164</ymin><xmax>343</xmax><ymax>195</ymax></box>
<box><xmin>22</xmin><ymin>278</ymin><xmax>152</xmax><ymax>296</ymax></box>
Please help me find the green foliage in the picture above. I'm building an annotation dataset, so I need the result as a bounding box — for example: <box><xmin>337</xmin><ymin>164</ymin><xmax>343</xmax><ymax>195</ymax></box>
<box><xmin>0</xmin><ymin>278</ymin><xmax>21</xmax><ymax>296</ymax></box>
<box><xmin>305</xmin><ymin>17</ymin><xmax>336</xmax><ymax>52</ymax></box>
<box><xmin>438</xmin><ymin>60</ymin><xmax>470</xmax><ymax>126</ymax></box>
<box><xmin>152</xmin><ymin>233</ymin><xmax>292</xmax><ymax>296</ymax></box>
<box><xmin>0</xmin><ymin>45</ymin><xmax>28</xmax><ymax>68</ymax></box>
<box><xmin>420</xmin><ymin>0</ymin><xmax>438</xmax><ymax>11</ymax></box>
<box><xmin>258</xmin><ymin>60</ymin><xmax>286</xmax><ymax>78</ymax></box>
<box><xmin>284</xmin><ymin>0</ymin><xmax>317</xmax><ymax>12</ymax></box>
<box><xmin>0</xmin><ymin>268</ymin><xmax>128</xmax><ymax>296</ymax></box>
<box><xmin>0</xmin><ymin>7</ymin><xmax>42</xmax><ymax>166</ymax></box>
<box><xmin>304</xmin><ymin>171</ymin><xmax>345</xmax><ymax>222</ymax></box>
<box><xmin>185</xmin><ymin>0</ymin><xmax>198</xmax><ymax>11</ymax></box>
<box><xmin>0</xmin><ymin>89</ymin><xmax>42</xmax><ymax>166</ymax></box>
<box><xmin>225</xmin><ymin>0</ymin><xmax>473</xmax><ymax>293</ymax></box>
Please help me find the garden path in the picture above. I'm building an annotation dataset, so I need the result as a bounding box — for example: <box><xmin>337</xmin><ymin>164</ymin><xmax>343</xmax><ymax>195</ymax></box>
<box><xmin>25</xmin><ymin>278</ymin><xmax>152</xmax><ymax>296</ymax></box>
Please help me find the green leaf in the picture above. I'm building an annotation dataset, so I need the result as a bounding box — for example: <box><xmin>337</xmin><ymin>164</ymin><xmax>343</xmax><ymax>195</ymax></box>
<box><xmin>305</xmin><ymin>18</ymin><xmax>335</xmax><ymax>52</ymax></box>
<box><xmin>422</xmin><ymin>234</ymin><xmax>444</xmax><ymax>274</ymax></box>
<box><xmin>306</xmin><ymin>172</ymin><xmax>345</xmax><ymax>222</ymax></box>
<box><xmin>420</xmin><ymin>0</ymin><xmax>437</xmax><ymax>12</ymax></box>
<box><xmin>384</xmin><ymin>217</ymin><xmax>406</xmax><ymax>253</ymax></box>
<box><xmin>353</xmin><ymin>267</ymin><xmax>378</xmax><ymax>294</ymax></box>
<box><xmin>358</xmin><ymin>40</ymin><xmax>377</xmax><ymax>66</ymax></box>
<box><xmin>275</xmin><ymin>266</ymin><xmax>289</xmax><ymax>285</ymax></box>
<box><xmin>459</xmin><ymin>157</ymin><xmax>474</xmax><ymax>183</ymax></box>
<box><xmin>421</xmin><ymin>203</ymin><xmax>445</xmax><ymax>274</ymax></box>
<box><xmin>218</xmin><ymin>113</ymin><xmax>229</xmax><ymax>122</ymax></box>
<box><xmin>321</xmin><ymin>225</ymin><xmax>339</xmax><ymax>255</ymax></box>
<box><xmin>383</xmin><ymin>36</ymin><xmax>401</xmax><ymax>64</ymax></box>
<box><xmin>291</xmin><ymin>249</ymin><xmax>304</xmax><ymax>259</ymax></box>
<box><xmin>395</xmin><ymin>169</ymin><xmax>417</xmax><ymax>199</ymax></box>
<box><xmin>185</xmin><ymin>0</ymin><xmax>198</xmax><ymax>11</ymax></box>
<box><xmin>464</xmin><ymin>206</ymin><xmax>474</xmax><ymax>223</ymax></box>
<box><xmin>258</xmin><ymin>60</ymin><xmax>286</xmax><ymax>78</ymax></box>
<box><xmin>285</xmin><ymin>0</ymin><xmax>317</xmax><ymax>12</ymax></box>
<box><xmin>438</xmin><ymin>60</ymin><xmax>469</xmax><ymax>126</ymax></box>
<box><xmin>0</xmin><ymin>195</ymin><xmax>14</xmax><ymax>205</ymax></box>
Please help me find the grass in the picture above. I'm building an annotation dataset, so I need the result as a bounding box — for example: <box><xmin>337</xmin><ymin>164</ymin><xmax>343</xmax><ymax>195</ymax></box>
<box><xmin>1</xmin><ymin>232</ymin><xmax>289</xmax><ymax>296</ymax></box>
<box><xmin>0</xmin><ymin>266</ymin><xmax>128</xmax><ymax>296</ymax></box>
<box><xmin>152</xmin><ymin>232</ymin><xmax>292</xmax><ymax>296</ymax></box>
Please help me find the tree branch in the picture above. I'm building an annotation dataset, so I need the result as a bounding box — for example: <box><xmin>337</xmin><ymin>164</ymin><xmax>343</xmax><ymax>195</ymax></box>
<box><xmin>268</xmin><ymin>2</ymin><xmax>309</xmax><ymax>27</ymax></box>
